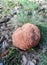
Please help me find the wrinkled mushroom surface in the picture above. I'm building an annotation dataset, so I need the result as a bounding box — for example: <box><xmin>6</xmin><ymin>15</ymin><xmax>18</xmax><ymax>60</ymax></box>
<box><xmin>12</xmin><ymin>23</ymin><xmax>40</xmax><ymax>50</ymax></box>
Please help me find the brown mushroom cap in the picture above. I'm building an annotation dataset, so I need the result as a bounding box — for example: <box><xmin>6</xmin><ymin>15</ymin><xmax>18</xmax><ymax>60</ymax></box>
<box><xmin>12</xmin><ymin>23</ymin><xmax>40</xmax><ymax>50</ymax></box>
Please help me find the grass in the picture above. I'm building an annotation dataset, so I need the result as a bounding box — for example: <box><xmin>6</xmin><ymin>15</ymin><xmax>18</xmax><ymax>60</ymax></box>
<box><xmin>2</xmin><ymin>48</ymin><xmax>21</xmax><ymax>65</ymax></box>
<box><xmin>0</xmin><ymin>0</ymin><xmax>47</xmax><ymax>65</ymax></box>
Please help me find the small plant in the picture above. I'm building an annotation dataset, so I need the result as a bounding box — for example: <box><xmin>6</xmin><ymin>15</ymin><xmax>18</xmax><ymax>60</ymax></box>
<box><xmin>3</xmin><ymin>47</ymin><xmax>21</xmax><ymax>65</ymax></box>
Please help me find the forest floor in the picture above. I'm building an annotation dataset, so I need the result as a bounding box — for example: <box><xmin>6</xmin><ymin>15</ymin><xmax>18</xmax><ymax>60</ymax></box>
<box><xmin>0</xmin><ymin>0</ymin><xmax>47</xmax><ymax>65</ymax></box>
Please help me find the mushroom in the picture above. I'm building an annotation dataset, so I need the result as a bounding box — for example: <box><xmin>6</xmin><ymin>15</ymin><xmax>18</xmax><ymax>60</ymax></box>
<box><xmin>12</xmin><ymin>23</ymin><xmax>40</xmax><ymax>50</ymax></box>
